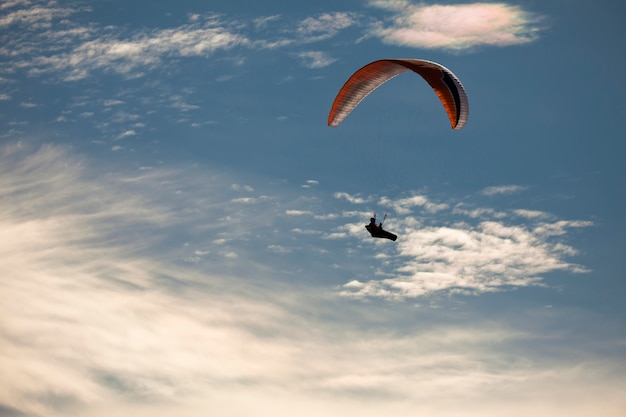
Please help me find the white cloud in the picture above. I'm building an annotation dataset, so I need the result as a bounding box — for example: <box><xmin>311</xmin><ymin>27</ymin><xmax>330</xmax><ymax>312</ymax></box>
<box><xmin>514</xmin><ymin>208</ymin><xmax>549</xmax><ymax>219</ymax></box>
<box><xmin>231</xmin><ymin>183</ymin><xmax>255</xmax><ymax>192</ymax></box>
<box><xmin>380</xmin><ymin>194</ymin><xmax>448</xmax><ymax>214</ymax></box>
<box><xmin>267</xmin><ymin>244</ymin><xmax>293</xmax><ymax>254</ymax></box>
<box><xmin>452</xmin><ymin>205</ymin><xmax>507</xmax><ymax>219</ymax></box>
<box><xmin>296</xmin><ymin>12</ymin><xmax>357</xmax><ymax>41</ymax></box>
<box><xmin>114</xmin><ymin>129</ymin><xmax>137</xmax><ymax>140</ymax></box>
<box><xmin>334</xmin><ymin>191</ymin><xmax>371</xmax><ymax>205</ymax></box>
<box><xmin>336</xmin><ymin>193</ymin><xmax>591</xmax><ymax>301</ymax></box>
<box><xmin>252</xmin><ymin>14</ymin><xmax>281</xmax><ymax>30</ymax></box>
<box><xmin>369</xmin><ymin>1</ymin><xmax>543</xmax><ymax>51</ymax></box>
<box><xmin>103</xmin><ymin>99</ymin><xmax>124</xmax><ymax>106</ymax></box>
<box><xmin>481</xmin><ymin>184</ymin><xmax>528</xmax><ymax>196</ymax></box>
<box><xmin>302</xmin><ymin>179</ymin><xmax>319</xmax><ymax>188</ymax></box>
<box><xmin>231</xmin><ymin>197</ymin><xmax>257</xmax><ymax>204</ymax></box>
<box><xmin>0</xmin><ymin>5</ymin><xmax>250</xmax><ymax>80</ymax></box>
<box><xmin>285</xmin><ymin>209</ymin><xmax>313</xmax><ymax>216</ymax></box>
<box><xmin>0</xmin><ymin>0</ymin><xmax>31</xmax><ymax>11</ymax></box>
<box><xmin>0</xmin><ymin>142</ymin><xmax>620</xmax><ymax>417</ymax></box>
<box><xmin>0</xmin><ymin>3</ymin><xmax>77</xmax><ymax>29</ymax></box>
<box><xmin>3</xmin><ymin>5</ymin><xmax>357</xmax><ymax>82</ymax></box>
<box><xmin>34</xmin><ymin>24</ymin><xmax>249</xmax><ymax>80</ymax></box>
<box><xmin>298</xmin><ymin>51</ymin><xmax>337</xmax><ymax>68</ymax></box>
<box><xmin>2</xmin><ymin>1</ymin><xmax>543</xmax><ymax>89</ymax></box>
<box><xmin>216</xmin><ymin>74</ymin><xmax>234</xmax><ymax>82</ymax></box>
<box><xmin>168</xmin><ymin>95</ymin><xmax>200</xmax><ymax>112</ymax></box>
<box><xmin>324</xmin><ymin>232</ymin><xmax>349</xmax><ymax>239</ymax></box>
<box><xmin>292</xmin><ymin>227</ymin><xmax>319</xmax><ymax>235</ymax></box>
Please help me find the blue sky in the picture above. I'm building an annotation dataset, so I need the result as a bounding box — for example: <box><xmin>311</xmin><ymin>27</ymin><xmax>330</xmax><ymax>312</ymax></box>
<box><xmin>1</xmin><ymin>0</ymin><xmax>625</xmax><ymax>416</ymax></box>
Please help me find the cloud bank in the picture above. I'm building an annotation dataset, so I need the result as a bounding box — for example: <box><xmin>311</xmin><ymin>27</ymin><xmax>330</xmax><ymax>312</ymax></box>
<box><xmin>1</xmin><ymin>143</ymin><xmax>622</xmax><ymax>417</ymax></box>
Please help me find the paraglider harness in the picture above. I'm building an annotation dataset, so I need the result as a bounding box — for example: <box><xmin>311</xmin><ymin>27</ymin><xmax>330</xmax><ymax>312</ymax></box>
<box><xmin>365</xmin><ymin>214</ymin><xmax>397</xmax><ymax>241</ymax></box>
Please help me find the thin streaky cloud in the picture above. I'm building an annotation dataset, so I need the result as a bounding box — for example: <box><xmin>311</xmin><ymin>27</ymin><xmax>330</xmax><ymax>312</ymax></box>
<box><xmin>514</xmin><ymin>209</ymin><xmax>550</xmax><ymax>219</ymax></box>
<box><xmin>481</xmin><ymin>184</ymin><xmax>528</xmax><ymax>196</ymax></box>
<box><xmin>103</xmin><ymin>99</ymin><xmax>124</xmax><ymax>106</ymax></box>
<box><xmin>285</xmin><ymin>209</ymin><xmax>313</xmax><ymax>216</ymax></box>
<box><xmin>114</xmin><ymin>130</ymin><xmax>137</xmax><ymax>140</ymax></box>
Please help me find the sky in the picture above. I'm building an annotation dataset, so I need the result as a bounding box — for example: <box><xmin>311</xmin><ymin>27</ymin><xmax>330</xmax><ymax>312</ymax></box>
<box><xmin>1</xmin><ymin>0</ymin><xmax>625</xmax><ymax>416</ymax></box>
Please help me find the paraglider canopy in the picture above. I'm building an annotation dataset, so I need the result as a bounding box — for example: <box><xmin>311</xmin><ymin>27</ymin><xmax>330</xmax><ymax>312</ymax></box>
<box><xmin>328</xmin><ymin>58</ymin><xmax>469</xmax><ymax>130</ymax></box>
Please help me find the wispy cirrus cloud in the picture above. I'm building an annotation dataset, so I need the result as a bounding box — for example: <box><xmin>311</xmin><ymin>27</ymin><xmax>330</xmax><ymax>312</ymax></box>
<box><xmin>2</xmin><ymin>1</ymin><xmax>541</xmax><ymax>86</ymax></box>
<box><xmin>0</xmin><ymin>1</ymin><xmax>77</xmax><ymax>28</ymax></box>
<box><xmin>0</xmin><ymin>142</ymin><xmax>620</xmax><ymax>417</ymax></box>
<box><xmin>368</xmin><ymin>1</ymin><xmax>544</xmax><ymax>51</ymax></box>
<box><xmin>2</xmin><ymin>3</ymin><xmax>357</xmax><ymax>82</ymax></box>
<box><xmin>0</xmin><ymin>141</ymin><xmax>308</xmax><ymax>415</ymax></box>
<box><xmin>2</xmin><ymin>7</ymin><xmax>230</xmax><ymax>80</ymax></box>
<box><xmin>31</xmin><ymin>22</ymin><xmax>249</xmax><ymax>80</ymax></box>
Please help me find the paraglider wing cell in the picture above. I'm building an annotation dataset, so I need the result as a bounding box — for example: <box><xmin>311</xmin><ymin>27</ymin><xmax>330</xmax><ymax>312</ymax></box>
<box><xmin>328</xmin><ymin>59</ymin><xmax>468</xmax><ymax>130</ymax></box>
